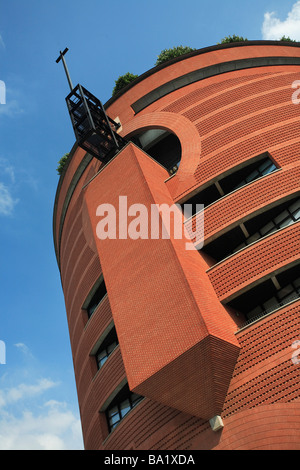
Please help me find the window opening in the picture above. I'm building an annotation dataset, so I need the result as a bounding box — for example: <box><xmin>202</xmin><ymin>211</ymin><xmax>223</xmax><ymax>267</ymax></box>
<box><xmin>87</xmin><ymin>279</ymin><xmax>107</xmax><ymax>318</ymax></box>
<box><xmin>105</xmin><ymin>383</ymin><xmax>143</xmax><ymax>432</ymax></box>
<box><xmin>95</xmin><ymin>326</ymin><xmax>119</xmax><ymax>370</ymax></box>
<box><xmin>132</xmin><ymin>129</ymin><xmax>181</xmax><ymax>175</ymax></box>
<box><xmin>201</xmin><ymin>196</ymin><xmax>300</xmax><ymax>263</ymax></box>
<box><xmin>227</xmin><ymin>263</ymin><xmax>300</xmax><ymax>327</ymax></box>
<box><xmin>184</xmin><ymin>153</ymin><xmax>277</xmax><ymax>216</ymax></box>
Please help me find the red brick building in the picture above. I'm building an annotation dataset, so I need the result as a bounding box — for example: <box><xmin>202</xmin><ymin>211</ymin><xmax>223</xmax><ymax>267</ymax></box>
<box><xmin>53</xmin><ymin>41</ymin><xmax>300</xmax><ymax>450</ymax></box>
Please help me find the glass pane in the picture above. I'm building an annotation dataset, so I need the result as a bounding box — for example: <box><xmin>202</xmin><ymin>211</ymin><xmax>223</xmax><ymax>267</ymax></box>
<box><xmin>246</xmin><ymin>232</ymin><xmax>260</xmax><ymax>244</ymax></box>
<box><xmin>292</xmin><ymin>208</ymin><xmax>300</xmax><ymax>221</ymax></box>
<box><xmin>110</xmin><ymin>421</ymin><xmax>119</xmax><ymax>430</ymax></box>
<box><xmin>108</xmin><ymin>405</ymin><xmax>118</xmax><ymax>417</ymax></box>
<box><xmin>110</xmin><ymin>414</ymin><xmax>120</xmax><ymax>426</ymax></box>
<box><xmin>120</xmin><ymin>399</ymin><xmax>131</xmax><ymax>418</ymax></box>
<box><xmin>289</xmin><ymin>199</ymin><xmax>300</xmax><ymax>214</ymax></box>
<box><xmin>260</xmin><ymin>221</ymin><xmax>276</xmax><ymax>236</ymax></box>
<box><xmin>278</xmin><ymin>217</ymin><xmax>293</xmax><ymax>229</ymax></box>
<box><xmin>99</xmin><ymin>356</ymin><xmax>108</xmax><ymax>368</ymax></box>
<box><xmin>107</xmin><ymin>342</ymin><xmax>117</xmax><ymax>354</ymax></box>
<box><xmin>261</xmin><ymin>163</ymin><xmax>276</xmax><ymax>175</ymax></box>
<box><xmin>245</xmin><ymin>170</ymin><xmax>259</xmax><ymax>183</ymax></box>
<box><xmin>97</xmin><ymin>349</ymin><xmax>106</xmax><ymax>360</ymax></box>
<box><xmin>257</xmin><ymin>159</ymin><xmax>270</xmax><ymax>172</ymax></box>
<box><xmin>274</xmin><ymin>210</ymin><xmax>290</xmax><ymax>225</ymax></box>
<box><xmin>131</xmin><ymin>393</ymin><xmax>142</xmax><ymax>405</ymax></box>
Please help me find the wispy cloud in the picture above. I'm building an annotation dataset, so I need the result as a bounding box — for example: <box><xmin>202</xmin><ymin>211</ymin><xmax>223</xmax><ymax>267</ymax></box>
<box><xmin>0</xmin><ymin>341</ymin><xmax>84</xmax><ymax>450</ymax></box>
<box><xmin>0</xmin><ymin>34</ymin><xmax>4</xmax><ymax>49</ymax></box>
<box><xmin>0</xmin><ymin>182</ymin><xmax>18</xmax><ymax>216</ymax></box>
<box><xmin>262</xmin><ymin>1</ymin><xmax>300</xmax><ymax>40</ymax></box>
<box><xmin>0</xmin><ymin>360</ymin><xmax>83</xmax><ymax>451</ymax></box>
<box><xmin>0</xmin><ymin>378</ymin><xmax>56</xmax><ymax>408</ymax></box>
<box><xmin>0</xmin><ymin>397</ymin><xmax>83</xmax><ymax>450</ymax></box>
<box><xmin>0</xmin><ymin>157</ymin><xmax>38</xmax><ymax>216</ymax></box>
<box><xmin>0</xmin><ymin>98</ymin><xmax>24</xmax><ymax>118</ymax></box>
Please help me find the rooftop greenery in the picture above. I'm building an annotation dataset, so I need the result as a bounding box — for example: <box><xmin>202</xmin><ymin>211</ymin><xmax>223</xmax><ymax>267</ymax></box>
<box><xmin>57</xmin><ymin>153</ymin><xmax>69</xmax><ymax>175</ymax></box>
<box><xmin>218</xmin><ymin>35</ymin><xmax>248</xmax><ymax>44</ymax></box>
<box><xmin>112</xmin><ymin>72</ymin><xmax>139</xmax><ymax>97</ymax></box>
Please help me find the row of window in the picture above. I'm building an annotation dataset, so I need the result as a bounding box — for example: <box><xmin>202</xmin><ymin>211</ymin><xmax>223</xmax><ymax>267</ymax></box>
<box><xmin>232</xmin><ymin>158</ymin><xmax>277</xmax><ymax>191</ymax></box>
<box><xmin>202</xmin><ymin>196</ymin><xmax>300</xmax><ymax>263</ymax></box>
<box><xmin>246</xmin><ymin>276</ymin><xmax>300</xmax><ymax>320</ymax></box>
<box><xmin>228</xmin><ymin>264</ymin><xmax>300</xmax><ymax>326</ymax></box>
<box><xmin>85</xmin><ymin>282</ymin><xmax>143</xmax><ymax>434</ymax></box>
<box><xmin>231</xmin><ymin>197</ymin><xmax>300</xmax><ymax>255</ymax></box>
<box><xmin>184</xmin><ymin>153</ymin><xmax>277</xmax><ymax>216</ymax></box>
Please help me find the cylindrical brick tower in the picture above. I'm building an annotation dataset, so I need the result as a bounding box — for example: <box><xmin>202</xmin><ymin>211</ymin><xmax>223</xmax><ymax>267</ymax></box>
<box><xmin>53</xmin><ymin>41</ymin><xmax>300</xmax><ymax>450</ymax></box>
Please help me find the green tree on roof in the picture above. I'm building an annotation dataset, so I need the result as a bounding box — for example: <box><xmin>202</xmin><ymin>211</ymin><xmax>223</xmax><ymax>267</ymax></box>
<box><xmin>218</xmin><ymin>35</ymin><xmax>248</xmax><ymax>44</ymax></box>
<box><xmin>155</xmin><ymin>46</ymin><xmax>196</xmax><ymax>66</ymax></box>
<box><xmin>57</xmin><ymin>153</ymin><xmax>69</xmax><ymax>176</ymax></box>
<box><xmin>279</xmin><ymin>35</ymin><xmax>297</xmax><ymax>42</ymax></box>
<box><xmin>112</xmin><ymin>72</ymin><xmax>139</xmax><ymax>96</ymax></box>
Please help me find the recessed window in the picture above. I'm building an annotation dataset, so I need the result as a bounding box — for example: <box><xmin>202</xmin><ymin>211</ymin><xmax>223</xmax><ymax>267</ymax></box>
<box><xmin>227</xmin><ymin>263</ymin><xmax>300</xmax><ymax>327</ymax></box>
<box><xmin>202</xmin><ymin>196</ymin><xmax>300</xmax><ymax>263</ymax></box>
<box><xmin>95</xmin><ymin>326</ymin><xmax>119</xmax><ymax>370</ymax></box>
<box><xmin>131</xmin><ymin>129</ymin><xmax>181</xmax><ymax>175</ymax></box>
<box><xmin>105</xmin><ymin>384</ymin><xmax>143</xmax><ymax>433</ymax></box>
<box><xmin>183</xmin><ymin>153</ymin><xmax>278</xmax><ymax>216</ymax></box>
<box><xmin>86</xmin><ymin>279</ymin><xmax>107</xmax><ymax>318</ymax></box>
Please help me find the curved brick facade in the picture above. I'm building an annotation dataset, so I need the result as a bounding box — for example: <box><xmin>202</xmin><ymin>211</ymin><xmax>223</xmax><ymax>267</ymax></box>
<box><xmin>53</xmin><ymin>41</ymin><xmax>300</xmax><ymax>450</ymax></box>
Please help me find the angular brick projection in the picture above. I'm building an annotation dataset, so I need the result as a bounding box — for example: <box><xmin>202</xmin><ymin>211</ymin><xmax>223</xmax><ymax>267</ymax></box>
<box><xmin>53</xmin><ymin>41</ymin><xmax>300</xmax><ymax>450</ymax></box>
<box><xmin>83</xmin><ymin>143</ymin><xmax>240</xmax><ymax>420</ymax></box>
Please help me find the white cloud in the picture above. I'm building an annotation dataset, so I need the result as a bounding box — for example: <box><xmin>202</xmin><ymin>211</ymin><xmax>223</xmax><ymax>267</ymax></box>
<box><xmin>0</xmin><ymin>400</ymin><xmax>83</xmax><ymax>450</ymax></box>
<box><xmin>0</xmin><ymin>379</ymin><xmax>83</xmax><ymax>450</ymax></box>
<box><xmin>0</xmin><ymin>378</ymin><xmax>57</xmax><ymax>408</ymax></box>
<box><xmin>0</xmin><ymin>182</ymin><xmax>18</xmax><ymax>216</ymax></box>
<box><xmin>262</xmin><ymin>1</ymin><xmax>300</xmax><ymax>40</ymax></box>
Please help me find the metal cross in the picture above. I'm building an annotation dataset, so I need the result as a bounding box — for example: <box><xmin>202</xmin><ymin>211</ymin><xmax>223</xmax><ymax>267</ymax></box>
<box><xmin>56</xmin><ymin>48</ymin><xmax>73</xmax><ymax>92</ymax></box>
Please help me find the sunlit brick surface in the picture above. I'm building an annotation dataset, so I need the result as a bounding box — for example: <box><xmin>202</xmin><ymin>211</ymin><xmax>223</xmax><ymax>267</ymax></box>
<box><xmin>53</xmin><ymin>42</ymin><xmax>300</xmax><ymax>450</ymax></box>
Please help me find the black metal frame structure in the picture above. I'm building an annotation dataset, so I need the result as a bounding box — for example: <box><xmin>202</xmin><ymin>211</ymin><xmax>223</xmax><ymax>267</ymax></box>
<box><xmin>66</xmin><ymin>84</ymin><xmax>127</xmax><ymax>162</ymax></box>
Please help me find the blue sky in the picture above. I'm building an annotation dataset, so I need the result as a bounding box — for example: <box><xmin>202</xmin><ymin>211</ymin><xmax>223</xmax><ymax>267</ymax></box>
<box><xmin>0</xmin><ymin>0</ymin><xmax>299</xmax><ymax>450</ymax></box>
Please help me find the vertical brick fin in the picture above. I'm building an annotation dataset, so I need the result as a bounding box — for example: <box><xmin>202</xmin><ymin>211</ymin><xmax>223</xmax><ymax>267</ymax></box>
<box><xmin>83</xmin><ymin>143</ymin><xmax>240</xmax><ymax>420</ymax></box>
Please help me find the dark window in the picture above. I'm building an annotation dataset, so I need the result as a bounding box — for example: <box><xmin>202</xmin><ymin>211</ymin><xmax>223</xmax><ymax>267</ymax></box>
<box><xmin>106</xmin><ymin>384</ymin><xmax>143</xmax><ymax>432</ymax></box>
<box><xmin>202</xmin><ymin>196</ymin><xmax>300</xmax><ymax>263</ymax></box>
<box><xmin>183</xmin><ymin>153</ymin><xmax>277</xmax><ymax>216</ymax></box>
<box><xmin>95</xmin><ymin>326</ymin><xmax>119</xmax><ymax>370</ymax></box>
<box><xmin>227</xmin><ymin>263</ymin><xmax>300</xmax><ymax>327</ymax></box>
<box><xmin>87</xmin><ymin>279</ymin><xmax>107</xmax><ymax>318</ymax></box>
<box><xmin>132</xmin><ymin>129</ymin><xmax>181</xmax><ymax>175</ymax></box>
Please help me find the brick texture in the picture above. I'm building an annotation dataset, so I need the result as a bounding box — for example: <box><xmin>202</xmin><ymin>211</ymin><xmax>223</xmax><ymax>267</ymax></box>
<box><xmin>53</xmin><ymin>43</ymin><xmax>300</xmax><ymax>450</ymax></box>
